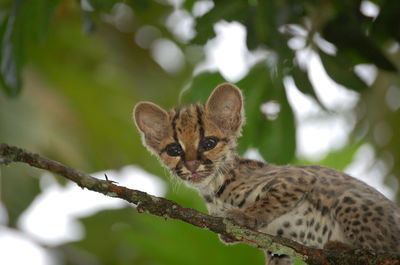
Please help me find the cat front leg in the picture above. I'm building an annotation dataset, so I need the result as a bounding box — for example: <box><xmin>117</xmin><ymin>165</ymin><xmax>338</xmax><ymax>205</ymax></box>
<box><xmin>216</xmin><ymin>209</ymin><xmax>255</xmax><ymax>244</ymax></box>
<box><xmin>224</xmin><ymin>208</ymin><xmax>259</xmax><ymax>230</ymax></box>
<box><xmin>218</xmin><ymin>234</ymin><xmax>239</xmax><ymax>244</ymax></box>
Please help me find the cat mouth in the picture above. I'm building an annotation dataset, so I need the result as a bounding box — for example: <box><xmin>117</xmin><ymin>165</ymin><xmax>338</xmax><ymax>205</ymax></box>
<box><xmin>188</xmin><ymin>172</ymin><xmax>204</xmax><ymax>182</ymax></box>
<box><xmin>176</xmin><ymin>169</ymin><xmax>211</xmax><ymax>183</ymax></box>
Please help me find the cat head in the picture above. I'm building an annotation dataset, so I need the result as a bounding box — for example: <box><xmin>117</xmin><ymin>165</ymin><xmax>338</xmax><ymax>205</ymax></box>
<box><xmin>133</xmin><ymin>83</ymin><xmax>244</xmax><ymax>189</ymax></box>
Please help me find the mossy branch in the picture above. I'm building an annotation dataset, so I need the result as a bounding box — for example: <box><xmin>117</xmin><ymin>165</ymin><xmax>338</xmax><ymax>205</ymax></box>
<box><xmin>1</xmin><ymin>143</ymin><xmax>399</xmax><ymax>265</ymax></box>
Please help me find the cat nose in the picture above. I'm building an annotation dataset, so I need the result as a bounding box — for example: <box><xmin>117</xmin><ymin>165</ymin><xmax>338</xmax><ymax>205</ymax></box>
<box><xmin>185</xmin><ymin>160</ymin><xmax>200</xmax><ymax>173</ymax></box>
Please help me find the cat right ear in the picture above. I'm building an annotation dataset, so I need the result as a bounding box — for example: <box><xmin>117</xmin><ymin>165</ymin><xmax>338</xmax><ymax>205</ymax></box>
<box><xmin>133</xmin><ymin>102</ymin><xmax>169</xmax><ymax>149</ymax></box>
<box><xmin>206</xmin><ymin>83</ymin><xmax>244</xmax><ymax>135</ymax></box>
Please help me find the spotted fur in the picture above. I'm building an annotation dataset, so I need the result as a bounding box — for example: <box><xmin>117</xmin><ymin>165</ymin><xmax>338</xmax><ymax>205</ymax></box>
<box><xmin>133</xmin><ymin>83</ymin><xmax>400</xmax><ymax>265</ymax></box>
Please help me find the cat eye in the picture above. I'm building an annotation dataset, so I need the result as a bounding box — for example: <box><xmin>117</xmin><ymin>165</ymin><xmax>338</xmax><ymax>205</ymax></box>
<box><xmin>200</xmin><ymin>137</ymin><xmax>218</xmax><ymax>152</ymax></box>
<box><xmin>166</xmin><ymin>143</ymin><xmax>184</xmax><ymax>157</ymax></box>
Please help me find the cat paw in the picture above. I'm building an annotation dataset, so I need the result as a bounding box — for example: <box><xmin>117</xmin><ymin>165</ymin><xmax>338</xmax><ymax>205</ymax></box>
<box><xmin>323</xmin><ymin>240</ymin><xmax>355</xmax><ymax>250</ymax></box>
<box><xmin>265</xmin><ymin>251</ymin><xmax>293</xmax><ymax>265</ymax></box>
<box><xmin>218</xmin><ymin>234</ymin><xmax>239</xmax><ymax>245</ymax></box>
<box><xmin>224</xmin><ymin>209</ymin><xmax>258</xmax><ymax>230</ymax></box>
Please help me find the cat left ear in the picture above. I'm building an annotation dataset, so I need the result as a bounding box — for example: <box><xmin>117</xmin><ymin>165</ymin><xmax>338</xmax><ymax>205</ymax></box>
<box><xmin>206</xmin><ymin>83</ymin><xmax>244</xmax><ymax>135</ymax></box>
<box><xmin>133</xmin><ymin>102</ymin><xmax>169</xmax><ymax>150</ymax></box>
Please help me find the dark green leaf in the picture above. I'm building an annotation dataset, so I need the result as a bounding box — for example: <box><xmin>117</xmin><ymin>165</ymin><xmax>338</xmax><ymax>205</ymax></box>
<box><xmin>1</xmin><ymin>164</ymin><xmax>41</xmax><ymax>226</ymax></box>
<box><xmin>295</xmin><ymin>141</ymin><xmax>363</xmax><ymax>171</ymax></box>
<box><xmin>245</xmin><ymin>0</ymin><xmax>301</xmax><ymax>52</ymax></box>
<box><xmin>236</xmin><ymin>63</ymin><xmax>273</xmax><ymax>153</ymax></box>
<box><xmin>236</xmin><ymin>63</ymin><xmax>296</xmax><ymax>163</ymax></box>
<box><xmin>245</xmin><ymin>1</ymin><xmax>279</xmax><ymax>50</ymax></box>
<box><xmin>245</xmin><ymin>5</ymin><xmax>269</xmax><ymax>50</ymax></box>
<box><xmin>371</xmin><ymin>0</ymin><xmax>400</xmax><ymax>43</ymax></box>
<box><xmin>0</xmin><ymin>0</ymin><xmax>62</xmax><ymax>97</ymax></box>
<box><xmin>182</xmin><ymin>0</ymin><xmax>197</xmax><ymax>13</ymax></box>
<box><xmin>87</xmin><ymin>0</ymin><xmax>119</xmax><ymax>12</ymax></box>
<box><xmin>0</xmin><ymin>0</ymin><xmax>23</xmax><ymax>97</ymax></box>
<box><xmin>316</xmin><ymin>141</ymin><xmax>363</xmax><ymax>170</ymax></box>
<box><xmin>319</xmin><ymin>51</ymin><xmax>367</xmax><ymax>91</ymax></box>
<box><xmin>192</xmin><ymin>0</ymin><xmax>247</xmax><ymax>45</ymax></box>
<box><xmin>257</xmin><ymin>79</ymin><xmax>296</xmax><ymax>164</ymax></box>
<box><xmin>290</xmin><ymin>65</ymin><xmax>326</xmax><ymax>110</ymax></box>
<box><xmin>179</xmin><ymin>71</ymin><xmax>226</xmax><ymax>104</ymax></box>
<box><xmin>323</xmin><ymin>17</ymin><xmax>397</xmax><ymax>71</ymax></box>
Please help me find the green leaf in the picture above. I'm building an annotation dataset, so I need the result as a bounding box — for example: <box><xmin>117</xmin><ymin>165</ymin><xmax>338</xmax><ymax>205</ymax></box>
<box><xmin>236</xmin><ymin>63</ymin><xmax>273</xmax><ymax>153</ymax></box>
<box><xmin>256</xmin><ymin>79</ymin><xmax>296</xmax><ymax>164</ymax></box>
<box><xmin>236</xmin><ymin>63</ymin><xmax>296</xmax><ymax>164</ymax></box>
<box><xmin>371</xmin><ymin>0</ymin><xmax>400</xmax><ymax>43</ymax></box>
<box><xmin>245</xmin><ymin>0</ymin><xmax>302</xmax><ymax>53</ymax></box>
<box><xmin>316</xmin><ymin>141</ymin><xmax>363</xmax><ymax>171</ymax></box>
<box><xmin>179</xmin><ymin>71</ymin><xmax>226</xmax><ymax>104</ymax></box>
<box><xmin>319</xmin><ymin>51</ymin><xmax>367</xmax><ymax>91</ymax></box>
<box><xmin>0</xmin><ymin>0</ymin><xmax>23</xmax><ymax>97</ymax></box>
<box><xmin>0</xmin><ymin>0</ymin><xmax>62</xmax><ymax>97</ymax></box>
<box><xmin>289</xmin><ymin>66</ymin><xmax>326</xmax><ymax>110</ymax></box>
<box><xmin>323</xmin><ymin>16</ymin><xmax>397</xmax><ymax>71</ymax></box>
<box><xmin>245</xmin><ymin>1</ymin><xmax>281</xmax><ymax>50</ymax></box>
<box><xmin>245</xmin><ymin>4</ymin><xmax>270</xmax><ymax>50</ymax></box>
<box><xmin>1</xmin><ymin>164</ymin><xmax>41</xmax><ymax>226</ymax></box>
<box><xmin>296</xmin><ymin>140</ymin><xmax>363</xmax><ymax>171</ymax></box>
<box><xmin>192</xmin><ymin>0</ymin><xmax>247</xmax><ymax>45</ymax></box>
<box><xmin>182</xmin><ymin>0</ymin><xmax>197</xmax><ymax>13</ymax></box>
<box><xmin>131</xmin><ymin>0</ymin><xmax>173</xmax><ymax>24</ymax></box>
<box><xmin>87</xmin><ymin>0</ymin><xmax>118</xmax><ymax>12</ymax></box>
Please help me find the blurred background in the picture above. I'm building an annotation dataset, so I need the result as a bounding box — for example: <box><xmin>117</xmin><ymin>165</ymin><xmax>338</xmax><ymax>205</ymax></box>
<box><xmin>0</xmin><ymin>0</ymin><xmax>399</xmax><ymax>264</ymax></box>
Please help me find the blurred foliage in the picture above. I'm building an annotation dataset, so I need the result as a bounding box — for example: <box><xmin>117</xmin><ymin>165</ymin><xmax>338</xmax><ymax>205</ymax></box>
<box><xmin>0</xmin><ymin>0</ymin><xmax>399</xmax><ymax>265</ymax></box>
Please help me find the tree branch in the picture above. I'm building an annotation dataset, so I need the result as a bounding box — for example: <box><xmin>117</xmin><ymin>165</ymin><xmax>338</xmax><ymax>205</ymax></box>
<box><xmin>1</xmin><ymin>143</ymin><xmax>399</xmax><ymax>265</ymax></box>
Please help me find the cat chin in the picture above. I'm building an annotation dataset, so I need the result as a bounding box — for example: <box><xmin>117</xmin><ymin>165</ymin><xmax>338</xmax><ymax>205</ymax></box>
<box><xmin>188</xmin><ymin>172</ymin><xmax>203</xmax><ymax>182</ymax></box>
<box><xmin>172</xmin><ymin>170</ymin><xmax>216</xmax><ymax>189</ymax></box>
<box><xmin>185</xmin><ymin>174</ymin><xmax>215</xmax><ymax>190</ymax></box>
<box><xmin>184</xmin><ymin>177</ymin><xmax>206</xmax><ymax>188</ymax></box>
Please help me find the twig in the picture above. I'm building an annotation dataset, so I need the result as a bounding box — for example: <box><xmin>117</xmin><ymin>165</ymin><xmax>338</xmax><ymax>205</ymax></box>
<box><xmin>1</xmin><ymin>143</ymin><xmax>399</xmax><ymax>265</ymax></box>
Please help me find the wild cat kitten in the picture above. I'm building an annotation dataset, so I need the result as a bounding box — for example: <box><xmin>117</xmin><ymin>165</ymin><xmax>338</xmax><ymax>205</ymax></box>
<box><xmin>133</xmin><ymin>83</ymin><xmax>400</xmax><ymax>265</ymax></box>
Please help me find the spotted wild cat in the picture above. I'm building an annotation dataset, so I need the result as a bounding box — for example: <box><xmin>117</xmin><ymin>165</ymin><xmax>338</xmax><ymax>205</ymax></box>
<box><xmin>133</xmin><ymin>83</ymin><xmax>400</xmax><ymax>265</ymax></box>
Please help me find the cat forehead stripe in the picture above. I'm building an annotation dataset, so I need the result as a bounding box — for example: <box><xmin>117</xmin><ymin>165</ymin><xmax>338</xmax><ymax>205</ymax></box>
<box><xmin>195</xmin><ymin>104</ymin><xmax>205</xmax><ymax>139</ymax></box>
<box><xmin>171</xmin><ymin>107</ymin><xmax>181</xmax><ymax>142</ymax></box>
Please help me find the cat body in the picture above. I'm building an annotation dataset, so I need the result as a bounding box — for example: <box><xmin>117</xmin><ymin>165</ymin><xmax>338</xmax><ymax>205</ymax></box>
<box><xmin>133</xmin><ymin>83</ymin><xmax>400</xmax><ymax>264</ymax></box>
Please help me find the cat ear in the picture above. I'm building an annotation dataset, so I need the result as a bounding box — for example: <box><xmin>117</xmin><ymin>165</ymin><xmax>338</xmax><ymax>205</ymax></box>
<box><xmin>206</xmin><ymin>83</ymin><xmax>244</xmax><ymax>134</ymax></box>
<box><xmin>133</xmin><ymin>102</ymin><xmax>169</xmax><ymax>150</ymax></box>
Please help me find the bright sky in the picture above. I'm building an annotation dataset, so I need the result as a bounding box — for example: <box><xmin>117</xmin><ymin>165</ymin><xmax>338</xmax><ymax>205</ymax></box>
<box><xmin>0</xmin><ymin>2</ymin><xmax>394</xmax><ymax>264</ymax></box>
